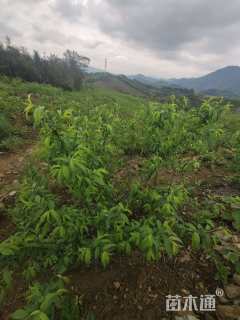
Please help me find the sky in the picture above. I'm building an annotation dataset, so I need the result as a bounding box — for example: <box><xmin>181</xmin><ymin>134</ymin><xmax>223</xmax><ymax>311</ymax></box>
<box><xmin>1</xmin><ymin>0</ymin><xmax>240</xmax><ymax>78</ymax></box>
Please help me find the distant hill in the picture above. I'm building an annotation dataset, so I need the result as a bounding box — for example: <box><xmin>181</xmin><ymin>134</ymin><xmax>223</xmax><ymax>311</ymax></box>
<box><xmin>129</xmin><ymin>66</ymin><xmax>240</xmax><ymax>98</ymax></box>
<box><xmin>83</xmin><ymin>66</ymin><xmax>104</xmax><ymax>73</ymax></box>
<box><xmin>200</xmin><ymin>88</ymin><xmax>239</xmax><ymax>99</ymax></box>
<box><xmin>85</xmin><ymin>66</ymin><xmax>240</xmax><ymax>101</ymax></box>
<box><xmin>128</xmin><ymin>74</ymin><xmax>162</xmax><ymax>86</ymax></box>
<box><xmin>85</xmin><ymin>72</ymin><xmax>147</xmax><ymax>96</ymax></box>
<box><xmin>169</xmin><ymin>66</ymin><xmax>240</xmax><ymax>96</ymax></box>
<box><xmin>85</xmin><ymin>72</ymin><xmax>200</xmax><ymax>105</ymax></box>
<box><xmin>128</xmin><ymin>74</ymin><xmax>170</xmax><ymax>88</ymax></box>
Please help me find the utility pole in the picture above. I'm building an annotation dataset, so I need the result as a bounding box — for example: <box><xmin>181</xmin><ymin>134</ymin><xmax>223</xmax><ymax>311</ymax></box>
<box><xmin>104</xmin><ymin>57</ymin><xmax>107</xmax><ymax>72</ymax></box>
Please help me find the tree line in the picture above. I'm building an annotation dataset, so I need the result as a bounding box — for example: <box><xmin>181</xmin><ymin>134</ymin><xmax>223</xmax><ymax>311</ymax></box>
<box><xmin>0</xmin><ymin>38</ymin><xmax>90</xmax><ymax>90</ymax></box>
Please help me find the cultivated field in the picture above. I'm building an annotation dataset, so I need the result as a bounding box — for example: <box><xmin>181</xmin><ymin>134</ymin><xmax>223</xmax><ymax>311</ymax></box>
<box><xmin>0</xmin><ymin>77</ymin><xmax>240</xmax><ymax>319</ymax></box>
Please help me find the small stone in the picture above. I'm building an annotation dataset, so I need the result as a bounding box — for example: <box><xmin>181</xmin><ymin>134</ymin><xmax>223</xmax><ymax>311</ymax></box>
<box><xmin>233</xmin><ymin>274</ymin><xmax>240</xmax><ymax>286</ymax></box>
<box><xmin>216</xmin><ymin>305</ymin><xmax>240</xmax><ymax>319</ymax></box>
<box><xmin>8</xmin><ymin>191</ymin><xmax>17</xmax><ymax>197</ymax></box>
<box><xmin>179</xmin><ymin>252</ymin><xmax>191</xmax><ymax>263</ymax></box>
<box><xmin>234</xmin><ymin>243</ymin><xmax>240</xmax><ymax>250</ymax></box>
<box><xmin>225</xmin><ymin>285</ymin><xmax>240</xmax><ymax>299</ymax></box>
<box><xmin>113</xmin><ymin>281</ymin><xmax>121</xmax><ymax>289</ymax></box>
<box><xmin>215</xmin><ymin>229</ymin><xmax>232</xmax><ymax>242</ymax></box>
<box><xmin>232</xmin><ymin>236</ymin><xmax>240</xmax><ymax>243</ymax></box>
<box><xmin>137</xmin><ymin>305</ymin><xmax>143</xmax><ymax>311</ymax></box>
<box><xmin>148</xmin><ymin>293</ymin><xmax>158</xmax><ymax>299</ymax></box>
<box><xmin>214</xmin><ymin>245</ymin><xmax>226</xmax><ymax>254</ymax></box>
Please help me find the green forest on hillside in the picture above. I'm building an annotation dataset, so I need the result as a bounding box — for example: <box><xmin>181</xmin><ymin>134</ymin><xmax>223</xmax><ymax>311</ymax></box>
<box><xmin>0</xmin><ymin>40</ymin><xmax>89</xmax><ymax>90</ymax></box>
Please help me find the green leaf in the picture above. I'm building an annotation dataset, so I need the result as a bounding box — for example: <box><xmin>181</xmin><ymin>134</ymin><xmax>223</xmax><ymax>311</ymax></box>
<box><xmin>146</xmin><ymin>249</ymin><xmax>155</xmax><ymax>261</ymax></box>
<box><xmin>233</xmin><ymin>210</ymin><xmax>240</xmax><ymax>231</ymax></box>
<box><xmin>172</xmin><ymin>241</ymin><xmax>179</xmax><ymax>256</ymax></box>
<box><xmin>0</xmin><ymin>244</ymin><xmax>16</xmax><ymax>256</ymax></box>
<box><xmin>62</xmin><ymin>165</ymin><xmax>70</xmax><ymax>180</ymax></box>
<box><xmin>84</xmin><ymin>248</ymin><xmax>92</xmax><ymax>265</ymax></box>
<box><xmin>101</xmin><ymin>251</ymin><xmax>110</xmax><ymax>268</ymax></box>
<box><xmin>11</xmin><ymin>309</ymin><xmax>28</xmax><ymax>320</ymax></box>
<box><xmin>192</xmin><ymin>232</ymin><xmax>201</xmax><ymax>250</ymax></box>
<box><xmin>33</xmin><ymin>106</ymin><xmax>45</xmax><ymax>126</ymax></box>
<box><xmin>163</xmin><ymin>237</ymin><xmax>172</xmax><ymax>257</ymax></box>
<box><xmin>31</xmin><ymin>310</ymin><xmax>49</xmax><ymax>320</ymax></box>
<box><xmin>3</xmin><ymin>269</ymin><xmax>12</xmax><ymax>288</ymax></box>
<box><xmin>40</xmin><ymin>292</ymin><xmax>58</xmax><ymax>312</ymax></box>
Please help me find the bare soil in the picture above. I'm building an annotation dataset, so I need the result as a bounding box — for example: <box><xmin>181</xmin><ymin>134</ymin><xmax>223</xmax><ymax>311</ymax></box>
<box><xmin>0</xmin><ymin>143</ymin><xmax>35</xmax><ymax>196</ymax></box>
<box><xmin>69</xmin><ymin>251</ymin><xmax>219</xmax><ymax>320</ymax></box>
<box><xmin>0</xmin><ymin>142</ymin><xmax>35</xmax><ymax>241</ymax></box>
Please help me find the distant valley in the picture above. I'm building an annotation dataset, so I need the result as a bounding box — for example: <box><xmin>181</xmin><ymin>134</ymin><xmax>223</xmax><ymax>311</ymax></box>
<box><xmin>86</xmin><ymin>65</ymin><xmax>240</xmax><ymax>99</ymax></box>
<box><xmin>130</xmin><ymin>66</ymin><xmax>240</xmax><ymax>98</ymax></box>
<box><xmin>84</xmin><ymin>71</ymin><xmax>200</xmax><ymax>106</ymax></box>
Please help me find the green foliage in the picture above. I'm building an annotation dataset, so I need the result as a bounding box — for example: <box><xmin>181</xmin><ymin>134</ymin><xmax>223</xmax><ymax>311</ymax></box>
<box><xmin>11</xmin><ymin>276</ymin><xmax>81</xmax><ymax>320</ymax></box>
<box><xmin>1</xmin><ymin>76</ymin><xmax>240</xmax><ymax>316</ymax></box>
<box><xmin>0</xmin><ymin>269</ymin><xmax>13</xmax><ymax>307</ymax></box>
<box><xmin>0</xmin><ymin>40</ymin><xmax>89</xmax><ymax>90</ymax></box>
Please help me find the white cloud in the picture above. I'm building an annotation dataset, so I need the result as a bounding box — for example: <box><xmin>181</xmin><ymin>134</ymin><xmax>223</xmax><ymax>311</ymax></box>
<box><xmin>0</xmin><ymin>0</ymin><xmax>239</xmax><ymax>77</ymax></box>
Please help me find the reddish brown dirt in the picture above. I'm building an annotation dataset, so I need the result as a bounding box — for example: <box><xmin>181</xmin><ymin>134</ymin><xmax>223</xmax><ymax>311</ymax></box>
<box><xmin>150</xmin><ymin>166</ymin><xmax>234</xmax><ymax>187</ymax></box>
<box><xmin>0</xmin><ymin>143</ymin><xmax>37</xmax><ymax>320</ymax></box>
<box><xmin>114</xmin><ymin>156</ymin><xmax>236</xmax><ymax>189</ymax></box>
<box><xmin>0</xmin><ymin>251</ymin><xmax>221</xmax><ymax>320</ymax></box>
<box><xmin>0</xmin><ymin>215</ymin><xmax>15</xmax><ymax>242</ymax></box>
<box><xmin>0</xmin><ymin>142</ymin><xmax>35</xmax><ymax>242</ymax></box>
<box><xmin>0</xmin><ymin>143</ymin><xmax>35</xmax><ymax>197</ymax></box>
<box><xmin>69</xmin><ymin>251</ymin><xmax>220</xmax><ymax>320</ymax></box>
<box><xmin>0</xmin><ymin>274</ymin><xmax>27</xmax><ymax>320</ymax></box>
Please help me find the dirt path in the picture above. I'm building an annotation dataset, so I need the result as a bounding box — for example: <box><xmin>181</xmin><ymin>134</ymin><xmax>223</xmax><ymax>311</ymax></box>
<box><xmin>0</xmin><ymin>143</ymin><xmax>35</xmax><ymax>200</ymax></box>
<box><xmin>0</xmin><ymin>142</ymin><xmax>36</xmax><ymax>241</ymax></box>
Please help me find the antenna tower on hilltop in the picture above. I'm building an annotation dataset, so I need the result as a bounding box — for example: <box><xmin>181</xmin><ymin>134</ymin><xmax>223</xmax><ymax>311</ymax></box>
<box><xmin>104</xmin><ymin>57</ymin><xmax>108</xmax><ymax>72</ymax></box>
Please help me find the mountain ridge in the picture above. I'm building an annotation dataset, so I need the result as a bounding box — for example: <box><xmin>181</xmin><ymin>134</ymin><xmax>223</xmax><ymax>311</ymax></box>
<box><xmin>85</xmin><ymin>65</ymin><xmax>240</xmax><ymax>98</ymax></box>
<box><xmin>129</xmin><ymin>66</ymin><xmax>240</xmax><ymax>97</ymax></box>
<box><xmin>169</xmin><ymin>66</ymin><xmax>240</xmax><ymax>96</ymax></box>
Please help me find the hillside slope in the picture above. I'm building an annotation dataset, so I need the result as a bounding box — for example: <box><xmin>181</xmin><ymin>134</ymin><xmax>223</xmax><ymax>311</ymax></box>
<box><xmin>0</xmin><ymin>76</ymin><xmax>240</xmax><ymax>319</ymax></box>
<box><xmin>128</xmin><ymin>74</ymin><xmax>166</xmax><ymax>87</ymax></box>
<box><xmin>85</xmin><ymin>72</ymin><xmax>200</xmax><ymax>104</ymax></box>
<box><xmin>130</xmin><ymin>67</ymin><xmax>240</xmax><ymax>98</ymax></box>
<box><xmin>169</xmin><ymin>66</ymin><xmax>240</xmax><ymax>95</ymax></box>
